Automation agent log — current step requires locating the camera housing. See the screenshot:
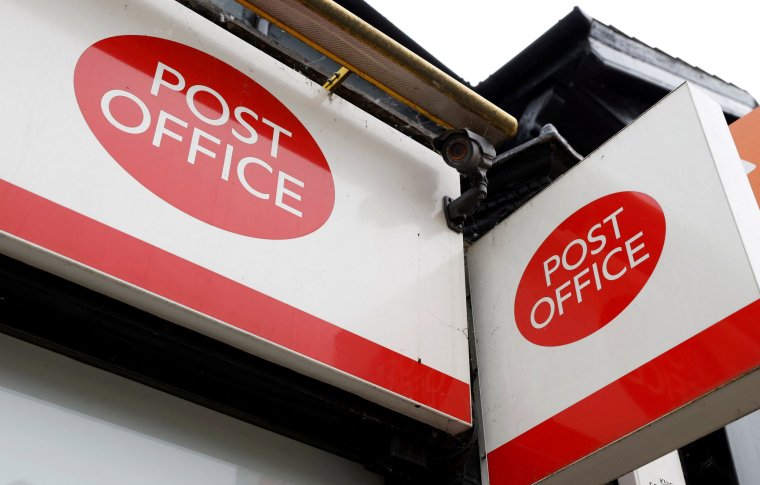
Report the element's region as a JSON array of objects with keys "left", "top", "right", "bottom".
[{"left": 433, "top": 129, "right": 496, "bottom": 233}]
